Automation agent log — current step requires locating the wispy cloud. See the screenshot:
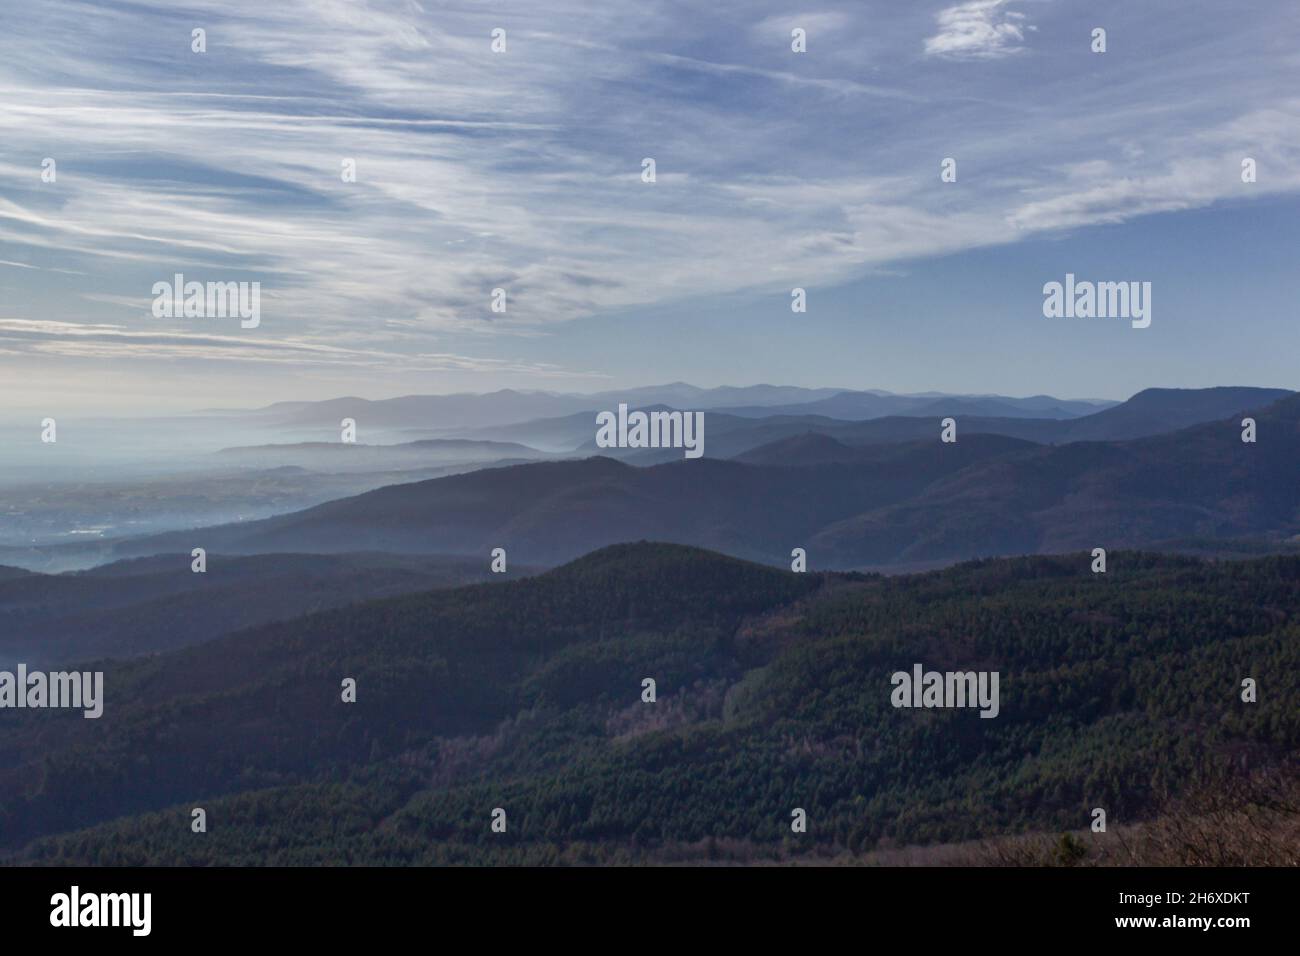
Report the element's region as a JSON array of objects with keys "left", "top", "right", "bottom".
[
  {"left": 924, "top": 0, "right": 1030, "bottom": 60},
  {"left": 0, "top": 0, "right": 1295, "bottom": 397},
  {"left": 0, "top": 318, "right": 586, "bottom": 375}
]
